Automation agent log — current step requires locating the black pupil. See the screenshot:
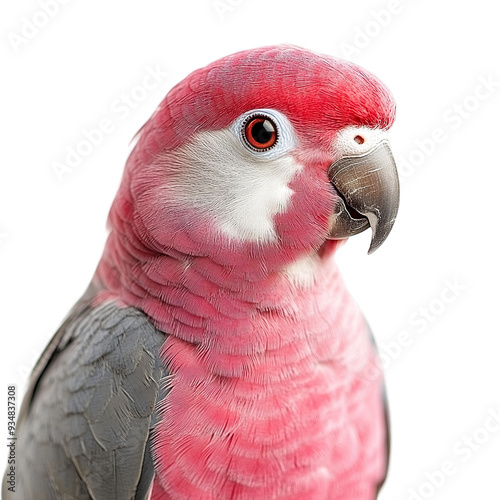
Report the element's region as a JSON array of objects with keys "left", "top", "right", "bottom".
[{"left": 252, "top": 119, "right": 274, "bottom": 144}]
